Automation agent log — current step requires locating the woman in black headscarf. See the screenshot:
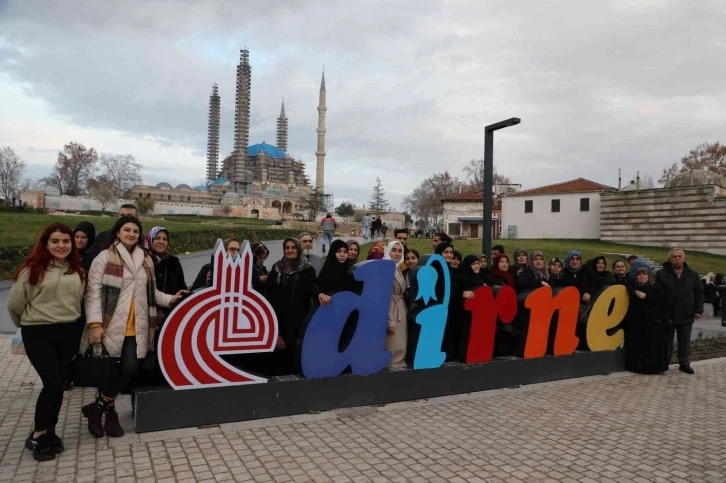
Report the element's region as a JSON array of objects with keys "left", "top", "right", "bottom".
[
  {"left": 267, "top": 238, "right": 327, "bottom": 375},
  {"left": 73, "top": 222, "right": 96, "bottom": 275},
  {"left": 625, "top": 266, "right": 668, "bottom": 374},
  {"left": 250, "top": 242, "right": 270, "bottom": 296},
  {"left": 434, "top": 243, "right": 473, "bottom": 361},
  {"left": 317, "top": 239, "right": 352, "bottom": 294},
  {"left": 587, "top": 255, "right": 615, "bottom": 295}
]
